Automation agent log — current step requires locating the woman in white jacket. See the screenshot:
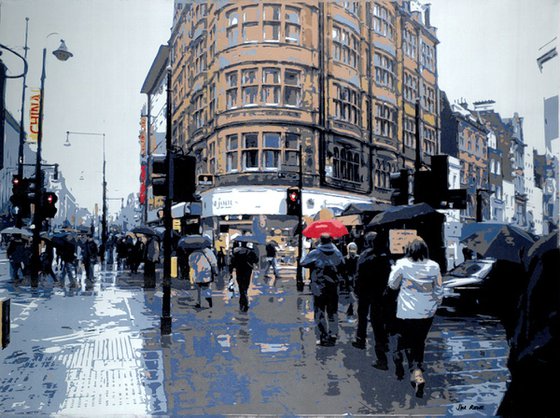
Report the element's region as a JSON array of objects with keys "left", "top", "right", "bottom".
[{"left": 388, "top": 238, "right": 443, "bottom": 398}]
